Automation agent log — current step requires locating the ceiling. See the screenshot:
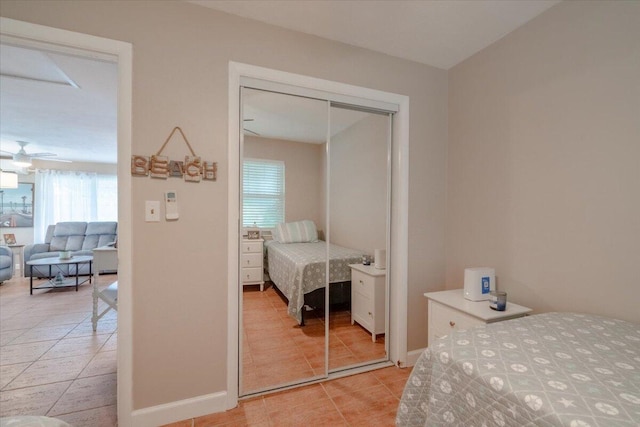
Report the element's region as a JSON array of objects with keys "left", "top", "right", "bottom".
[
  {"left": 243, "top": 88, "right": 373, "bottom": 143},
  {"left": 0, "top": 1, "right": 560, "bottom": 170},
  {"left": 0, "top": 43, "right": 118, "bottom": 170},
  {"left": 189, "top": 0, "right": 560, "bottom": 70}
]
